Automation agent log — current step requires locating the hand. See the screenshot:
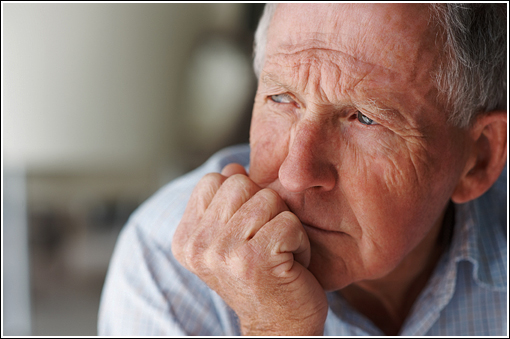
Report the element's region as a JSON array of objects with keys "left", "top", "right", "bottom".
[{"left": 172, "top": 163, "right": 328, "bottom": 335}]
